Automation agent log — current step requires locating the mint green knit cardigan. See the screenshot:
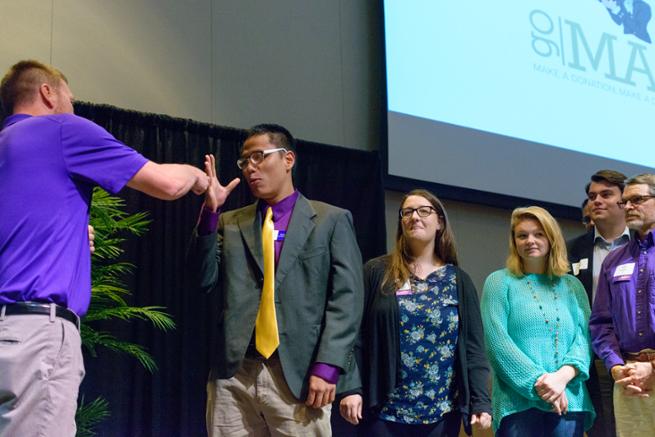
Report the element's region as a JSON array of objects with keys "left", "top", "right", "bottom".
[{"left": 481, "top": 269, "right": 596, "bottom": 432}]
